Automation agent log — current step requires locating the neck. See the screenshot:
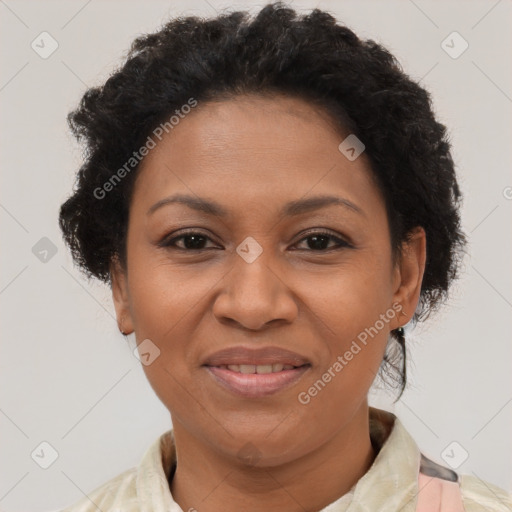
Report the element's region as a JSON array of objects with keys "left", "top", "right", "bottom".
[{"left": 169, "top": 403, "right": 376, "bottom": 512}]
